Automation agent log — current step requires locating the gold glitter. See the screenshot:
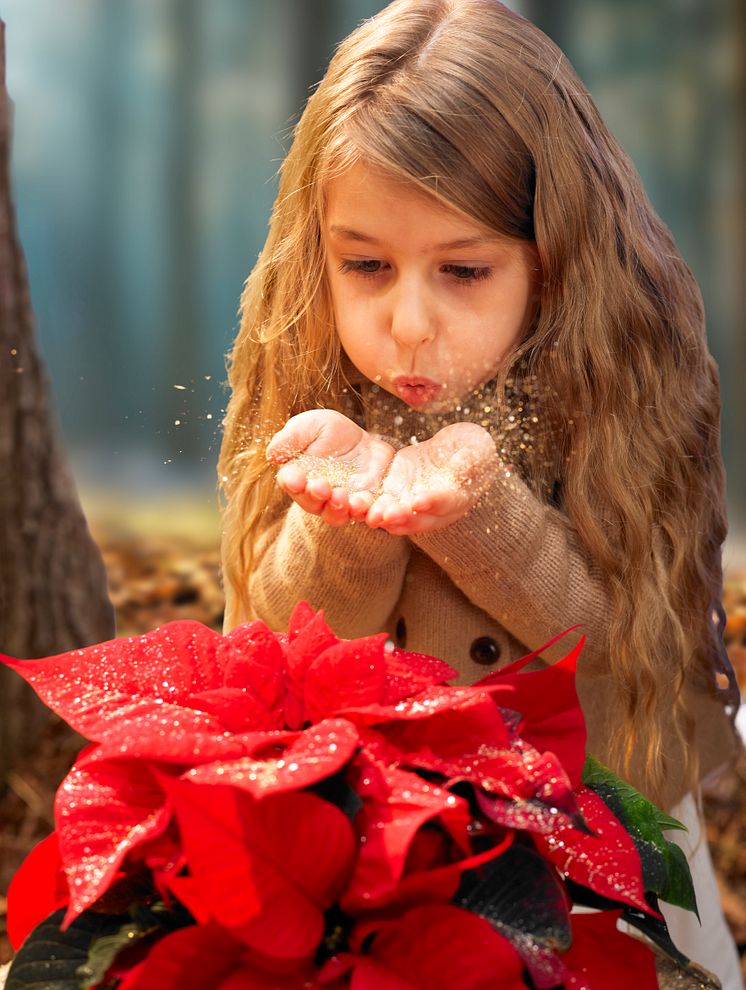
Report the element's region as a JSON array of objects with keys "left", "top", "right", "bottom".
[
  {"left": 358, "top": 357, "right": 562, "bottom": 504},
  {"left": 291, "top": 454, "right": 359, "bottom": 488}
]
